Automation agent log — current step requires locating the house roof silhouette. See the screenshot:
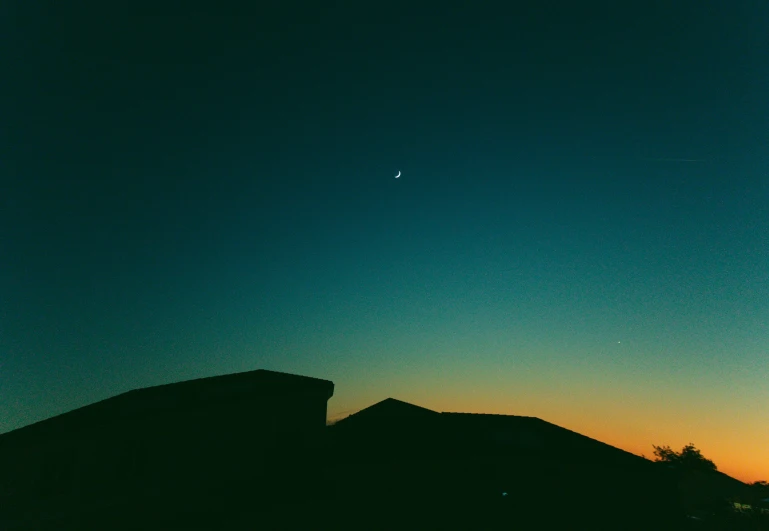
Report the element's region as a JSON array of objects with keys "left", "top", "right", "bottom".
[
  {"left": 334, "top": 397, "right": 439, "bottom": 425},
  {"left": 2, "top": 374, "right": 755, "bottom": 529},
  {"left": 439, "top": 411, "right": 652, "bottom": 467},
  {"left": 0, "top": 369, "right": 338, "bottom": 530},
  {"left": 327, "top": 397, "right": 689, "bottom": 529},
  {"left": 330, "top": 398, "right": 442, "bottom": 457},
  {"left": 333, "top": 398, "right": 657, "bottom": 471},
  {"left": 0, "top": 369, "right": 334, "bottom": 445}
]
